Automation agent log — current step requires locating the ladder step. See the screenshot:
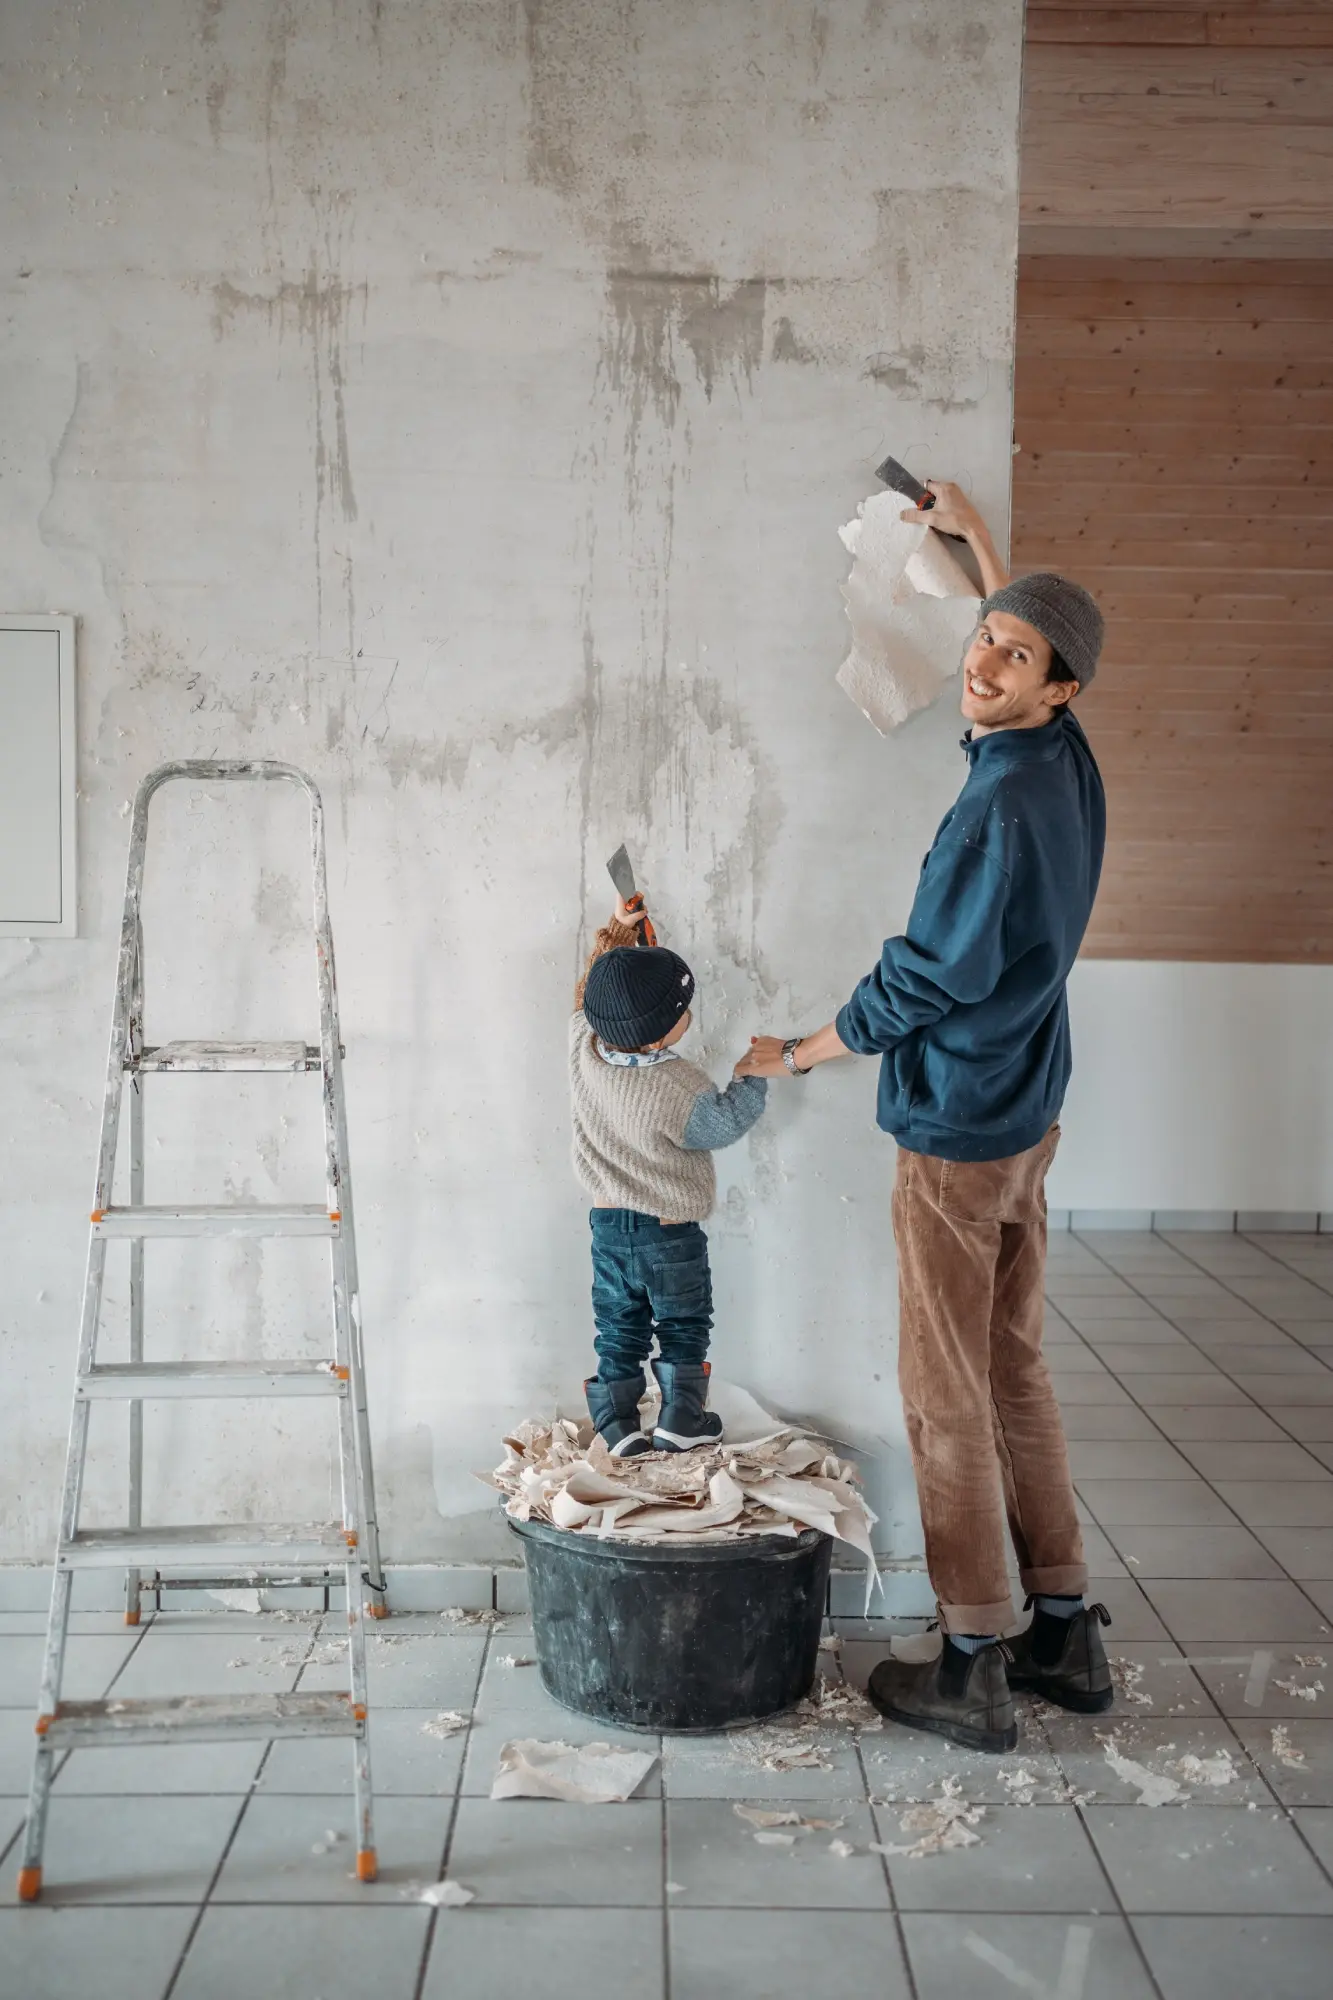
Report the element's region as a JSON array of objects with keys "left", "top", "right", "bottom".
[
  {"left": 93, "top": 1205, "right": 338, "bottom": 1238},
  {"left": 79, "top": 1361, "right": 348, "bottom": 1400},
  {"left": 132, "top": 1040, "right": 321, "bottom": 1074},
  {"left": 61, "top": 1523, "right": 354, "bottom": 1571},
  {"left": 39, "top": 1691, "right": 361, "bottom": 1748}
]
